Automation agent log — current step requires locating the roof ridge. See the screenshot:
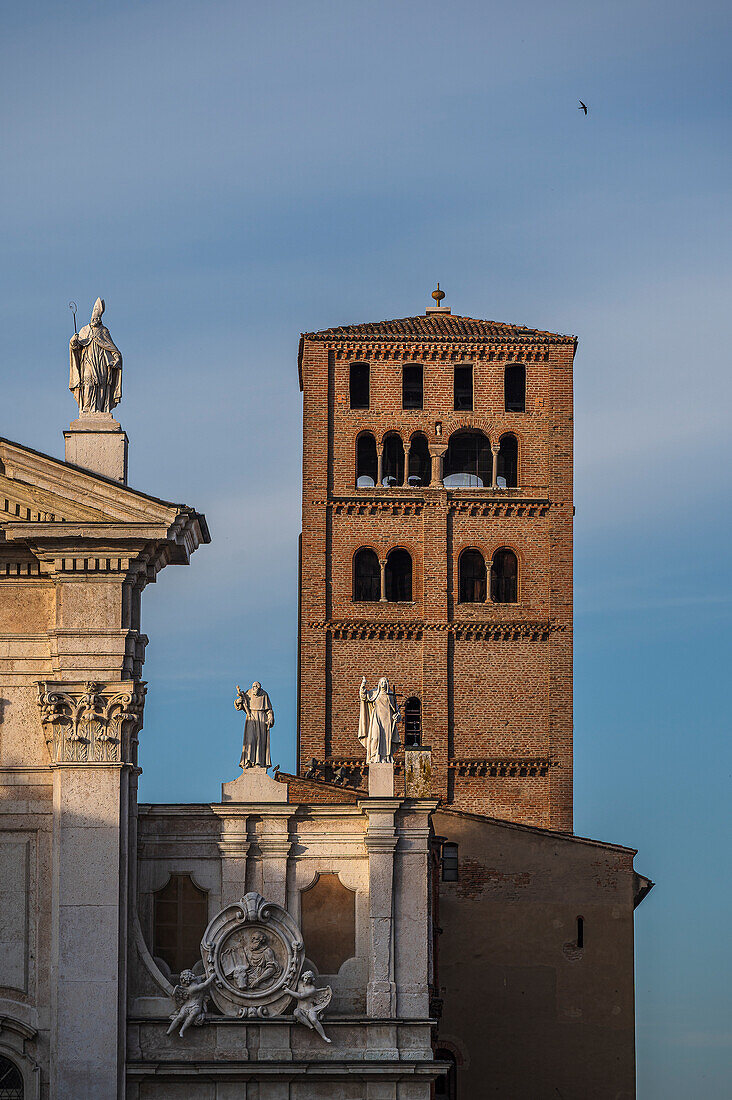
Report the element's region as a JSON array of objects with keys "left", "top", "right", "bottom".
[{"left": 302, "top": 314, "right": 575, "bottom": 342}]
